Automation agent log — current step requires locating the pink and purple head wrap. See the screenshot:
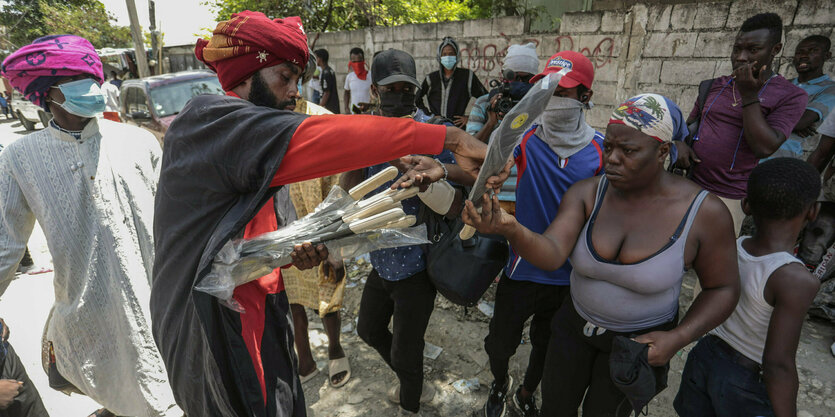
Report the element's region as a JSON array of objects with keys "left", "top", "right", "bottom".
[{"left": 2, "top": 35, "right": 104, "bottom": 107}]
